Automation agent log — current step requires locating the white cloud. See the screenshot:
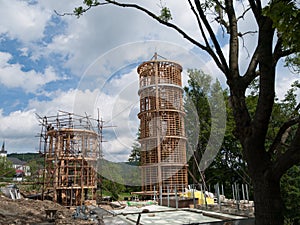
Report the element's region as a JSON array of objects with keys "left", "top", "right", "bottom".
[
  {"left": 275, "top": 61, "right": 300, "bottom": 101},
  {"left": 0, "top": 52, "right": 61, "bottom": 93},
  {"left": 102, "top": 137, "right": 134, "bottom": 162},
  {"left": 0, "top": 109, "right": 38, "bottom": 153},
  {"left": 0, "top": 0, "right": 52, "bottom": 42},
  {"left": 28, "top": 88, "right": 99, "bottom": 116},
  {"left": 18, "top": 47, "right": 29, "bottom": 57},
  {"left": 34, "top": 1, "right": 199, "bottom": 76},
  {"left": 0, "top": 109, "right": 37, "bottom": 139}
]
